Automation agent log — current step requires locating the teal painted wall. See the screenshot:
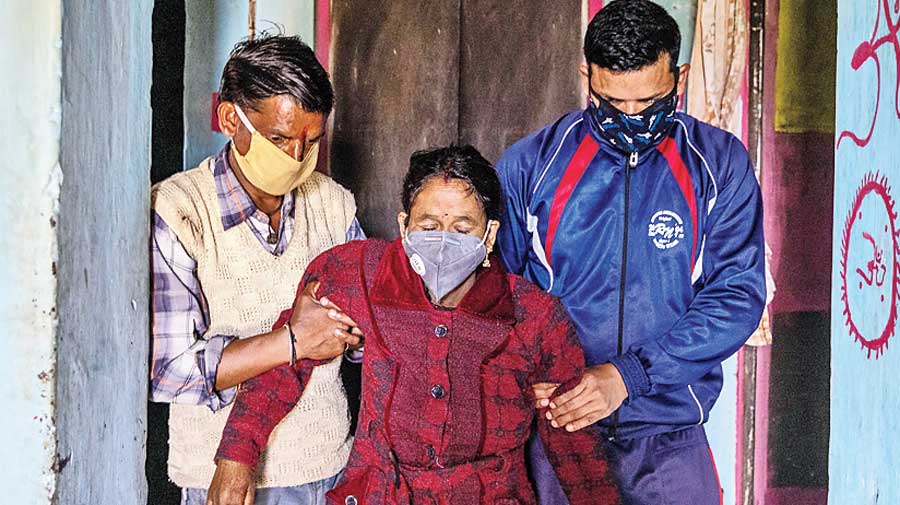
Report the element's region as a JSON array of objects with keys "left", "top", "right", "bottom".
[
  {"left": 183, "top": 0, "right": 316, "bottom": 169},
  {"left": 831, "top": 0, "right": 900, "bottom": 503},
  {"left": 655, "top": 0, "right": 698, "bottom": 66},
  {"left": 1, "top": 0, "right": 152, "bottom": 503}
]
